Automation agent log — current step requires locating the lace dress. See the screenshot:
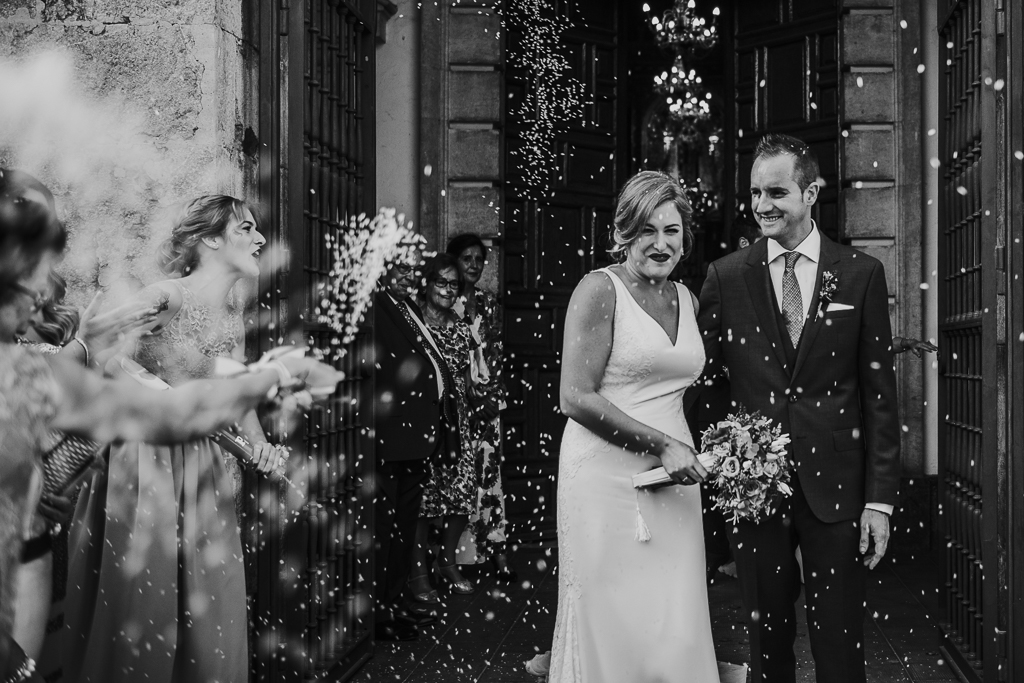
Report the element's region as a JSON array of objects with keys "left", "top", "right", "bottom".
[
  {"left": 453, "top": 290, "right": 509, "bottom": 564},
  {"left": 64, "top": 281, "right": 248, "bottom": 683},
  {"left": 549, "top": 269, "right": 719, "bottom": 683},
  {"left": 420, "top": 319, "right": 478, "bottom": 517}
]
